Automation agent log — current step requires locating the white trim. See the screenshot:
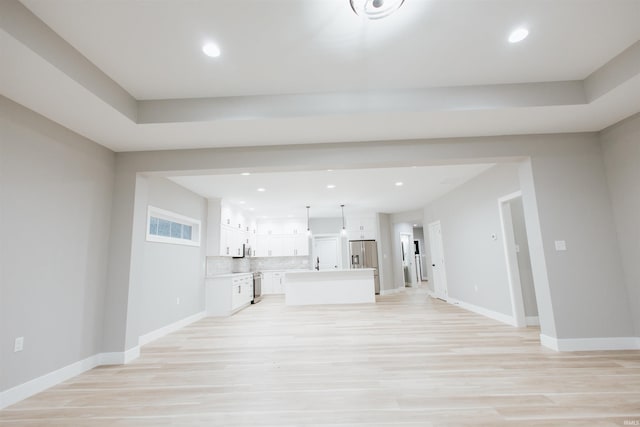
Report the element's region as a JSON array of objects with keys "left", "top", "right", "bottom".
[
  {"left": 0, "top": 347, "right": 141, "bottom": 409},
  {"left": 540, "top": 334, "right": 640, "bottom": 352},
  {"left": 139, "top": 311, "right": 206, "bottom": 346},
  {"left": 526, "top": 316, "right": 540, "bottom": 326},
  {"left": 448, "top": 297, "right": 515, "bottom": 326},
  {"left": 0, "top": 354, "right": 101, "bottom": 409},
  {"left": 497, "top": 191, "right": 527, "bottom": 328},
  {"left": 0, "top": 312, "right": 210, "bottom": 409}
]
